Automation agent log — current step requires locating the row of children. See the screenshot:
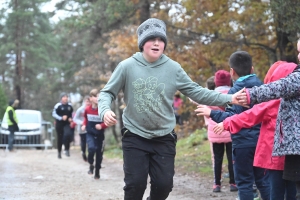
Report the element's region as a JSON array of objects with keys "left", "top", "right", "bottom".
[
  {"left": 52, "top": 89, "right": 107, "bottom": 179},
  {"left": 195, "top": 40, "right": 300, "bottom": 200}
]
